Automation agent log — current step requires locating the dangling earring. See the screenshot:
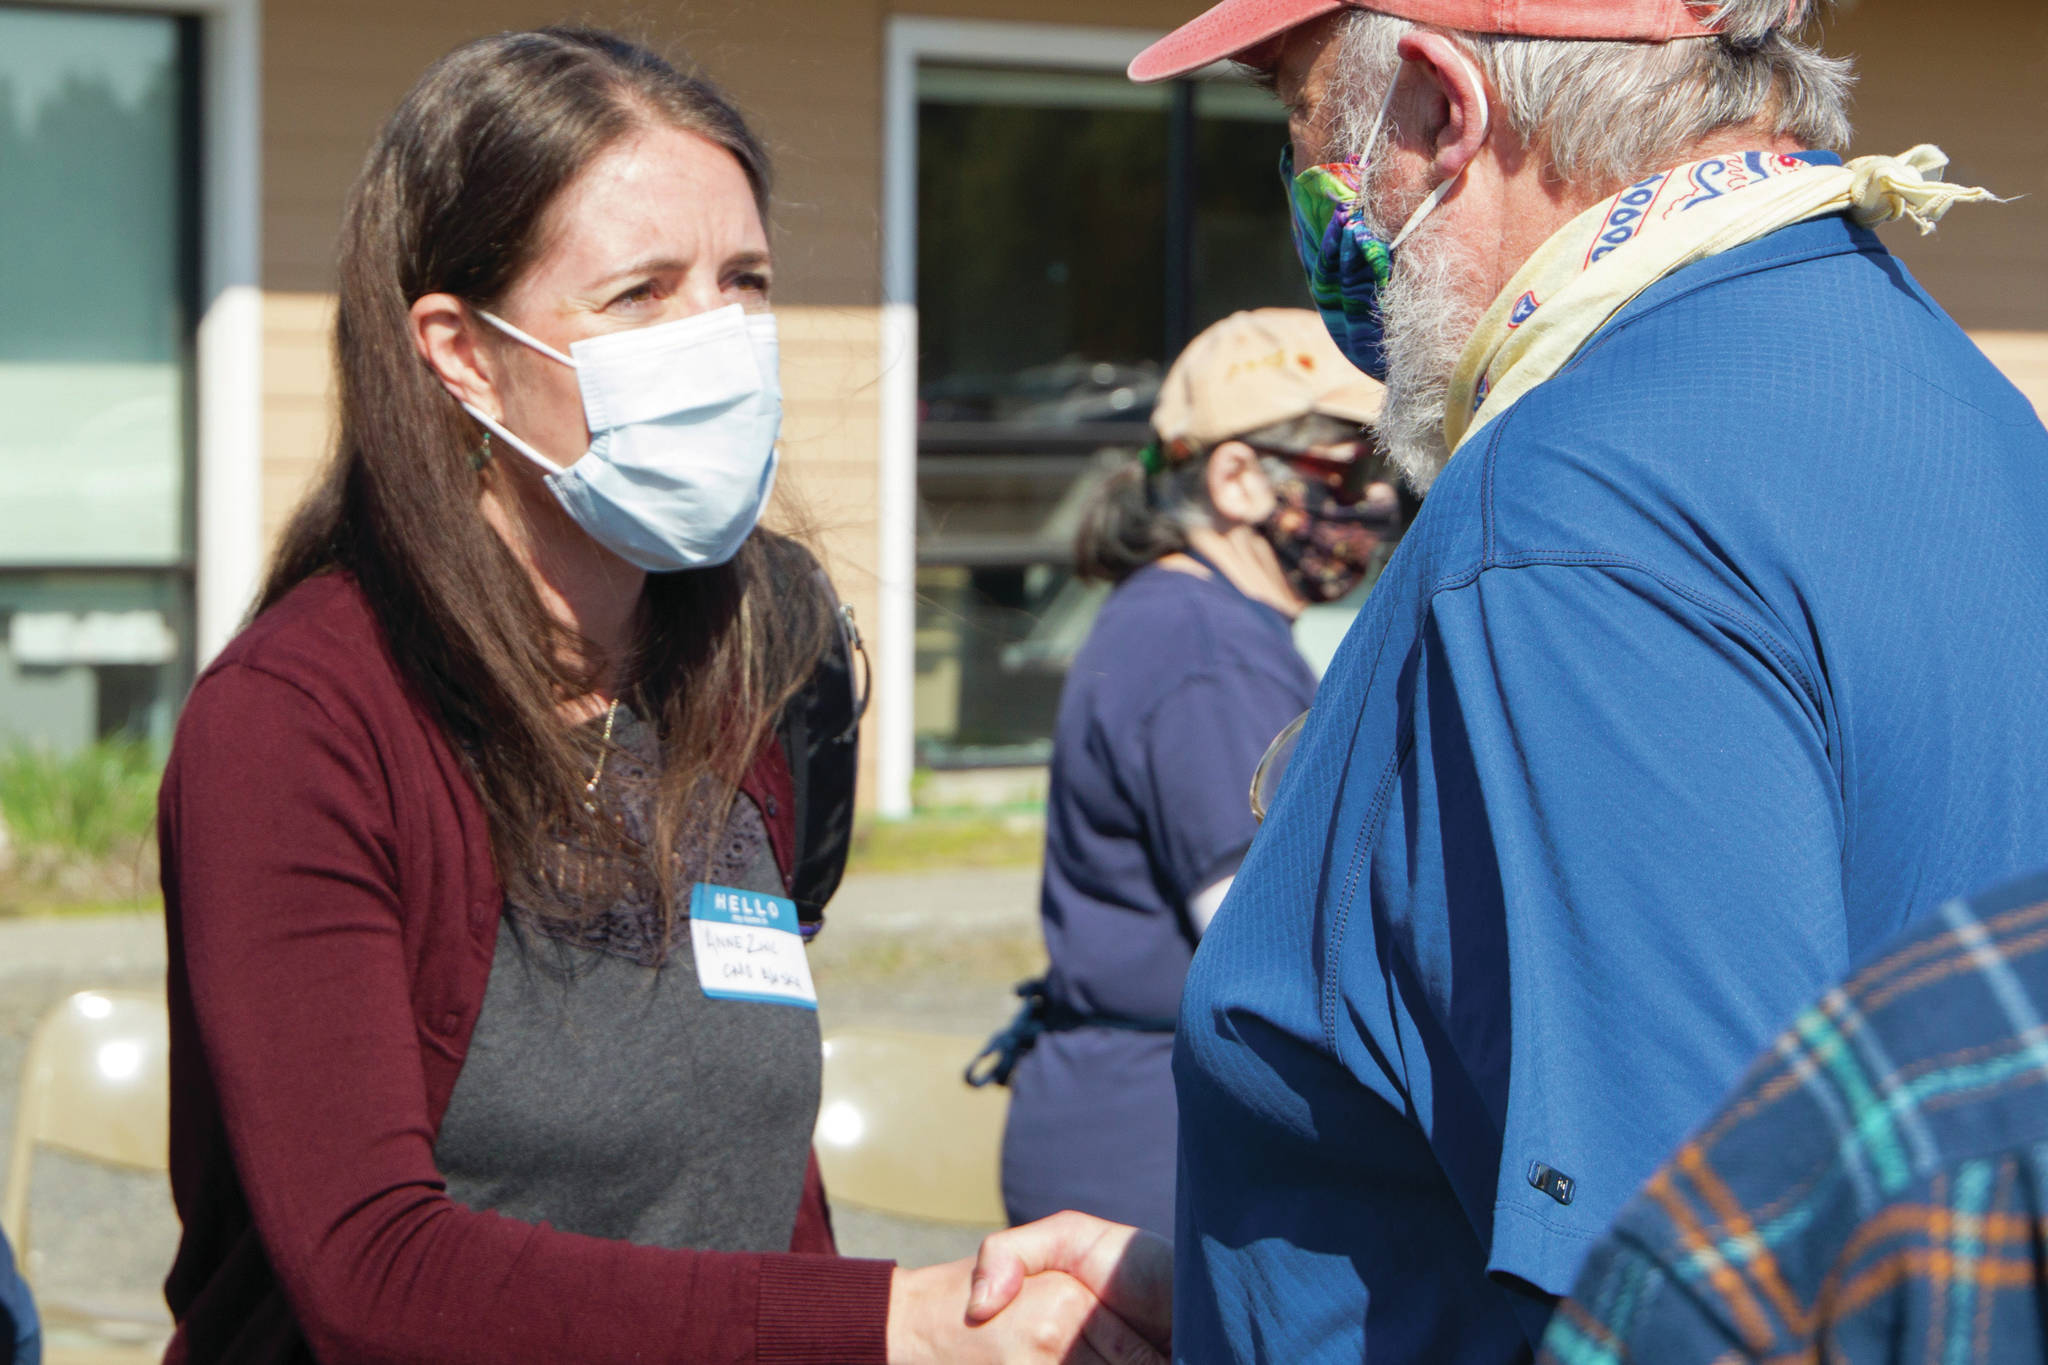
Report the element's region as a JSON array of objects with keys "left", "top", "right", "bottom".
[{"left": 470, "top": 429, "right": 493, "bottom": 472}]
